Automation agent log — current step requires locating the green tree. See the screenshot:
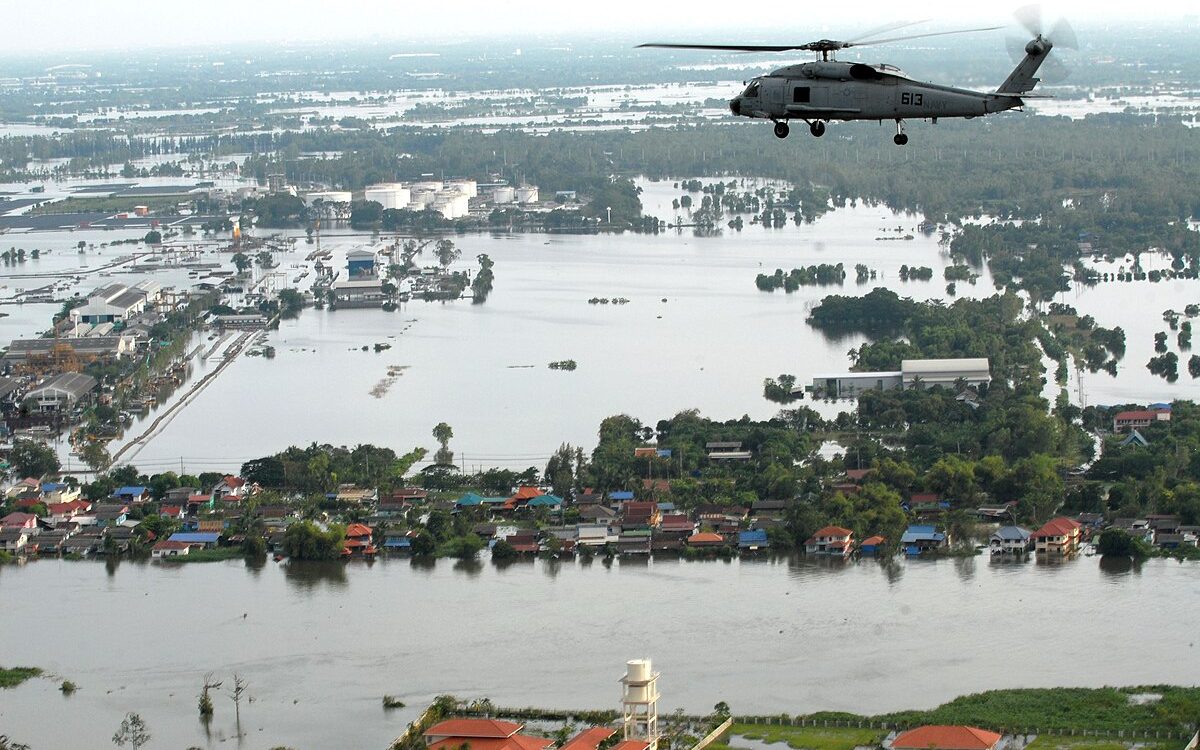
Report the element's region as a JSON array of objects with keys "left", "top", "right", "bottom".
[
  {"left": 112, "top": 712, "right": 150, "bottom": 750},
  {"left": 232, "top": 252, "right": 252, "bottom": 274},
  {"left": 433, "top": 422, "right": 454, "bottom": 466},
  {"left": 10, "top": 439, "right": 60, "bottom": 478}
]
